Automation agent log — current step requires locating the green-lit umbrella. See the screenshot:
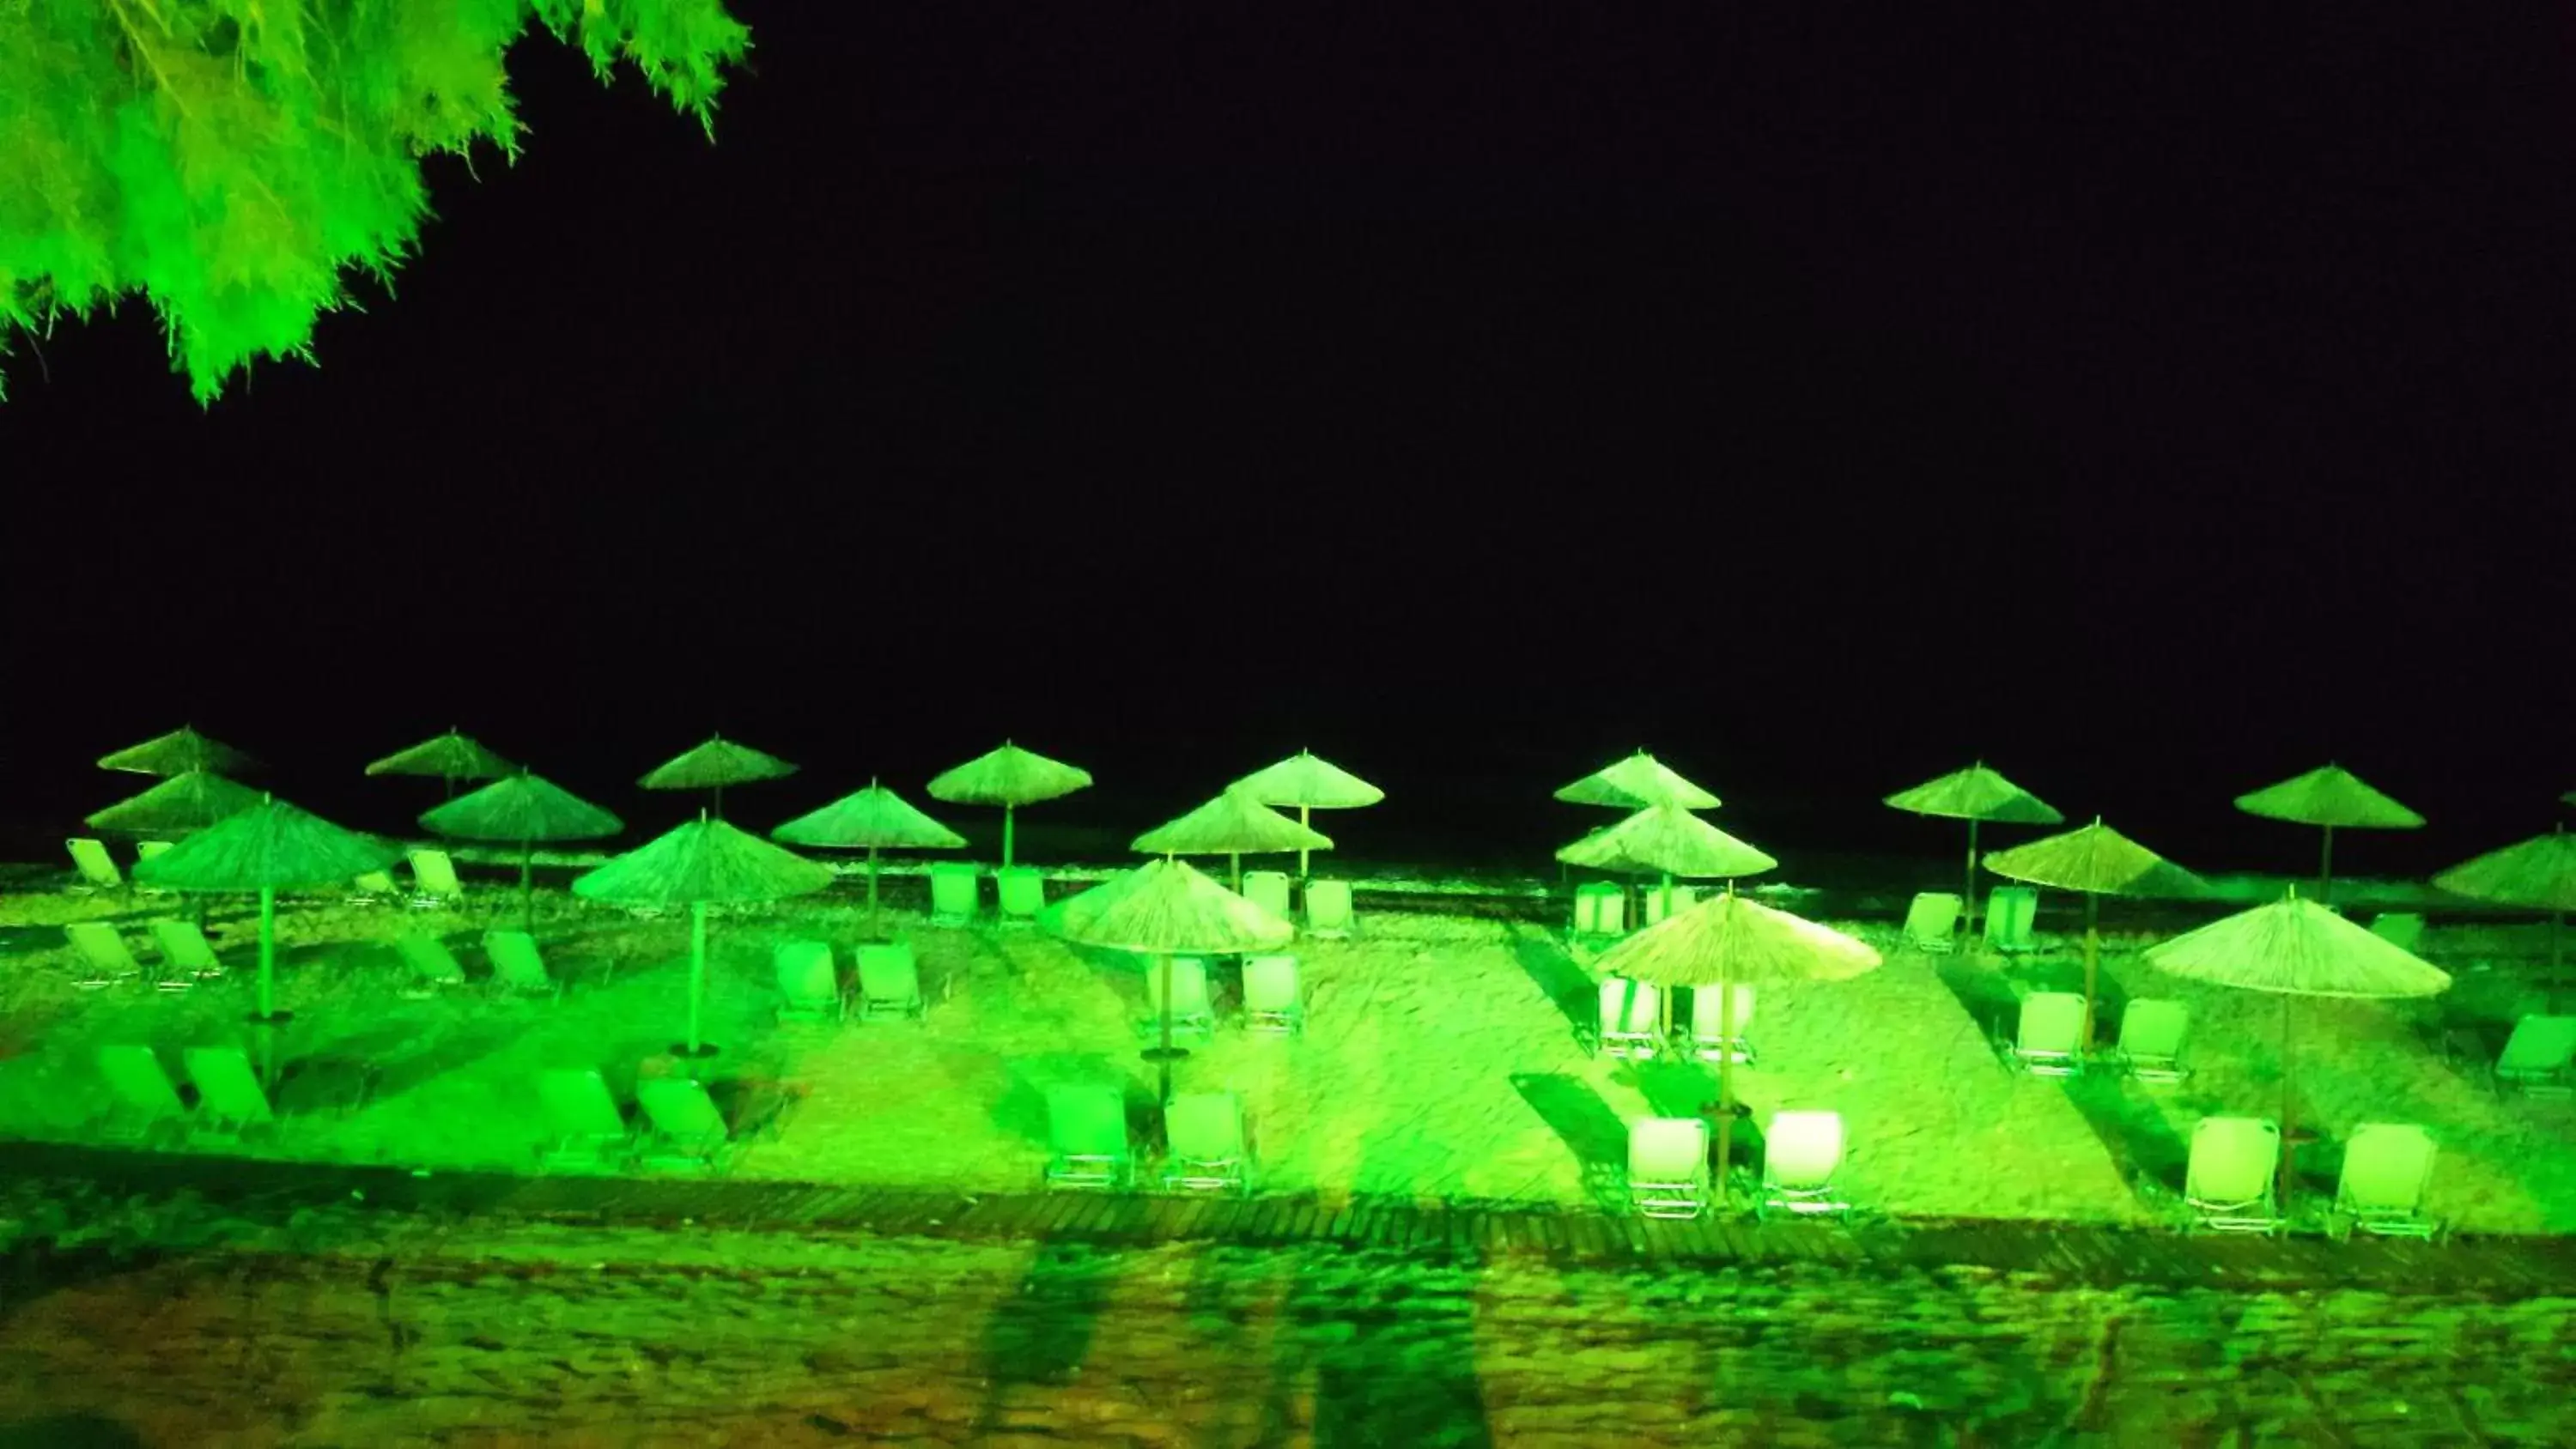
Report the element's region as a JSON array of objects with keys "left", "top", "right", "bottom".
[
  {"left": 771, "top": 779, "right": 969, "bottom": 924},
  {"left": 367, "top": 729, "right": 515, "bottom": 798},
  {"left": 133, "top": 796, "right": 404, "bottom": 1024},
  {"left": 1232, "top": 750, "right": 1385, "bottom": 879},
  {"left": 1132, "top": 788, "right": 1333, "bottom": 891},
  {"left": 421, "top": 771, "right": 624, "bottom": 931},
  {"left": 2433, "top": 825, "right": 2576, "bottom": 1002},
  {"left": 98, "top": 726, "right": 255, "bottom": 778},
  {"left": 2233, "top": 764, "right": 2424, "bottom": 907},
  {"left": 639, "top": 734, "right": 798, "bottom": 819},
  {"left": 2562, "top": 791, "right": 2576, "bottom": 809},
  {"left": 1984, "top": 817, "right": 2207, "bottom": 1046},
  {"left": 572, "top": 815, "right": 835, "bottom": 1058},
  {"left": 1555, "top": 750, "right": 1720, "bottom": 810},
  {"left": 1557, "top": 803, "right": 1777, "bottom": 947},
  {"left": 2145, "top": 890, "right": 2450, "bottom": 1207},
  {"left": 927, "top": 741, "right": 1093, "bottom": 868},
  {"left": 1884, "top": 761, "right": 2063, "bottom": 937},
  {"left": 1593, "top": 884, "right": 1881, "bottom": 1203},
  {"left": 85, "top": 770, "right": 263, "bottom": 837}
]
